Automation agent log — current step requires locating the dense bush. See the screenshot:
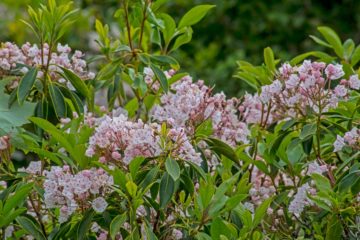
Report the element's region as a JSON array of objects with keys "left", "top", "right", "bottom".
[{"left": 1, "top": 0, "right": 360, "bottom": 239}]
